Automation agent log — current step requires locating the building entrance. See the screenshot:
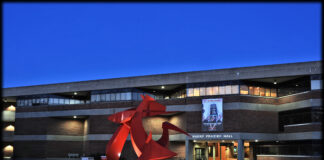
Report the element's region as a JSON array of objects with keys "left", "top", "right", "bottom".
[{"left": 193, "top": 140, "right": 250, "bottom": 160}]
